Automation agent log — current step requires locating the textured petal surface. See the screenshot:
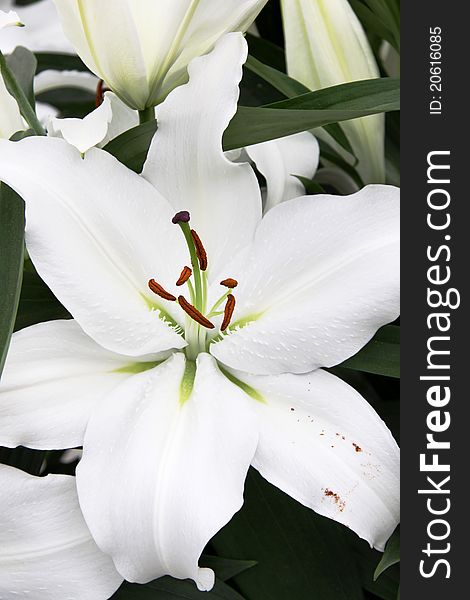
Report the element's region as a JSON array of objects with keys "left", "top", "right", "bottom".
[
  {"left": 0, "top": 320, "right": 167, "bottom": 450},
  {"left": 0, "top": 465, "right": 123, "bottom": 600},
  {"left": 231, "top": 368, "right": 399, "bottom": 550},
  {"left": 245, "top": 132, "right": 319, "bottom": 212},
  {"left": 211, "top": 186, "right": 400, "bottom": 374},
  {"left": 77, "top": 353, "right": 258, "bottom": 590},
  {"left": 0, "top": 136, "right": 187, "bottom": 356},
  {"left": 143, "top": 33, "right": 262, "bottom": 281}
]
